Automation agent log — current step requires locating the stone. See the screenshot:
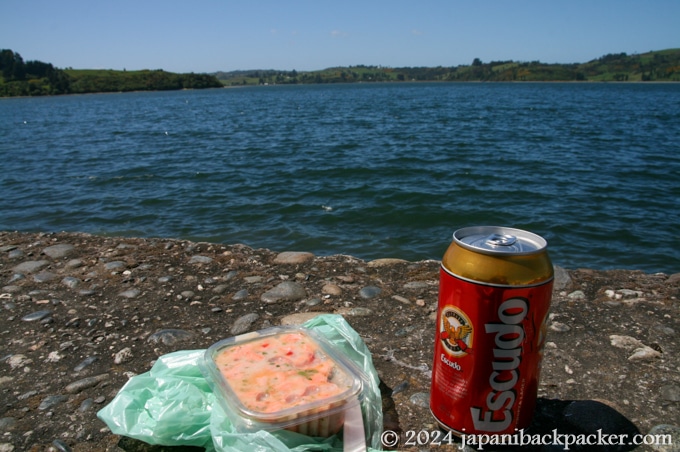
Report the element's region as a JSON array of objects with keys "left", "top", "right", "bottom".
[
  {"left": 147, "top": 328, "right": 195, "bottom": 345},
  {"left": 118, "top": 289, "right": 141, "bottom": 299},
  {"left": 261, "top": 281, "right": 307, "bottom": 304},
  {"left": 104, "top": 261, "right": 126, "bottom": 271},
  {"left": 647, "top": 424, "right": 680, "bottom": 451},
  {"left": 189, "top": 255, "right": 213, "bottom": 264},
  {"left": 660, "top": 384, "right": 680, "bottom": 402},
  {"left": 6, "top": 354, "right": 31, "bottom": 369},
  {"left": 73, "top": 356, "right": 98, "bottom": 372},
  {"left": 38, "top": 395, "right": 68, "bottom": 410},
  {"left": 610, "top": 335, "right": 645, "bottom": 349},
  {"left": 273, "top": 251, "right": 314, "bottom": 264},
  {"left": 553, "top": 265, "right": 572, "bottom": 290},
  {"left": 114, "top": 347, "right": 133, "bottom": 364},
  {"left": 21, "top": 310, "right": 52, "bottom": 322},
  {"left": 567, "top": 290, "right": 586, "bottom": 300},
  {"left": 42, "top": 244, "right": 75, "bottom": 259},
  {"left": 392, "top": 295, "right": 411, "bottom": 305},
  {"left": 33, "top": 271, "right": 57, "bottom": 283},
  {"left": 230, "top": 313, "right": 259, "bottom": 335},
  {"left": 65, "top": 374, "right": 109, "bottom": 394},
  {"left": 212, "top": 284, "right": 229, "bottom": 294},
  {"left": 12, "top": 260, "right": 49, "bottom": 274},
  {"left": 628, "top": 346, "right": 661, "bottom": 361},
  {"left": 403, "top": 281, "right": 430, "bottom": 290},
  {"left": 61, "top": 276, "right": 81, "bottom": 289},
  {"left": 550, "top": 321, "right": 571, "bottom": 332},
  {"left": 322, "top": 283, "right": 342, "bottom": 295},
  {"left": 359, "top": 285, "right": 382, "bottom": 299},
  {"left": 232, "top": 289, "right": 249, "bottom": 300},
  {"left": 409, "top": 392, "right": 430, "bottom": 408}
]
